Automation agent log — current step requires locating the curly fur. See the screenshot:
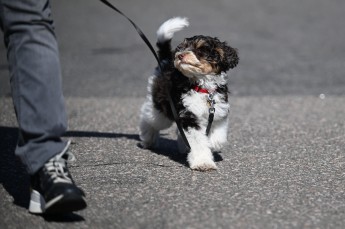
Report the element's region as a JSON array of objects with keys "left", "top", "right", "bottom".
[{"left": 139, "top": 17, "right": 239, "bottom": 171}]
